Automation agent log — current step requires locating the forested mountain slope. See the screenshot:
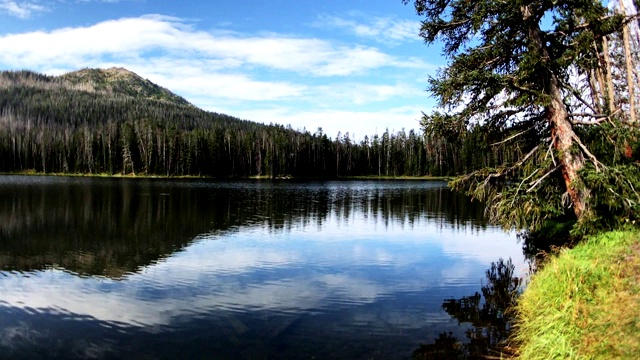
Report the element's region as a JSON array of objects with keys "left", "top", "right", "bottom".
[
  {"left": 60, "top": 67, "right": 192, "bottom": 106},
  {"left": 0, "top": 68, "right": 504, "bottom": 178}
]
